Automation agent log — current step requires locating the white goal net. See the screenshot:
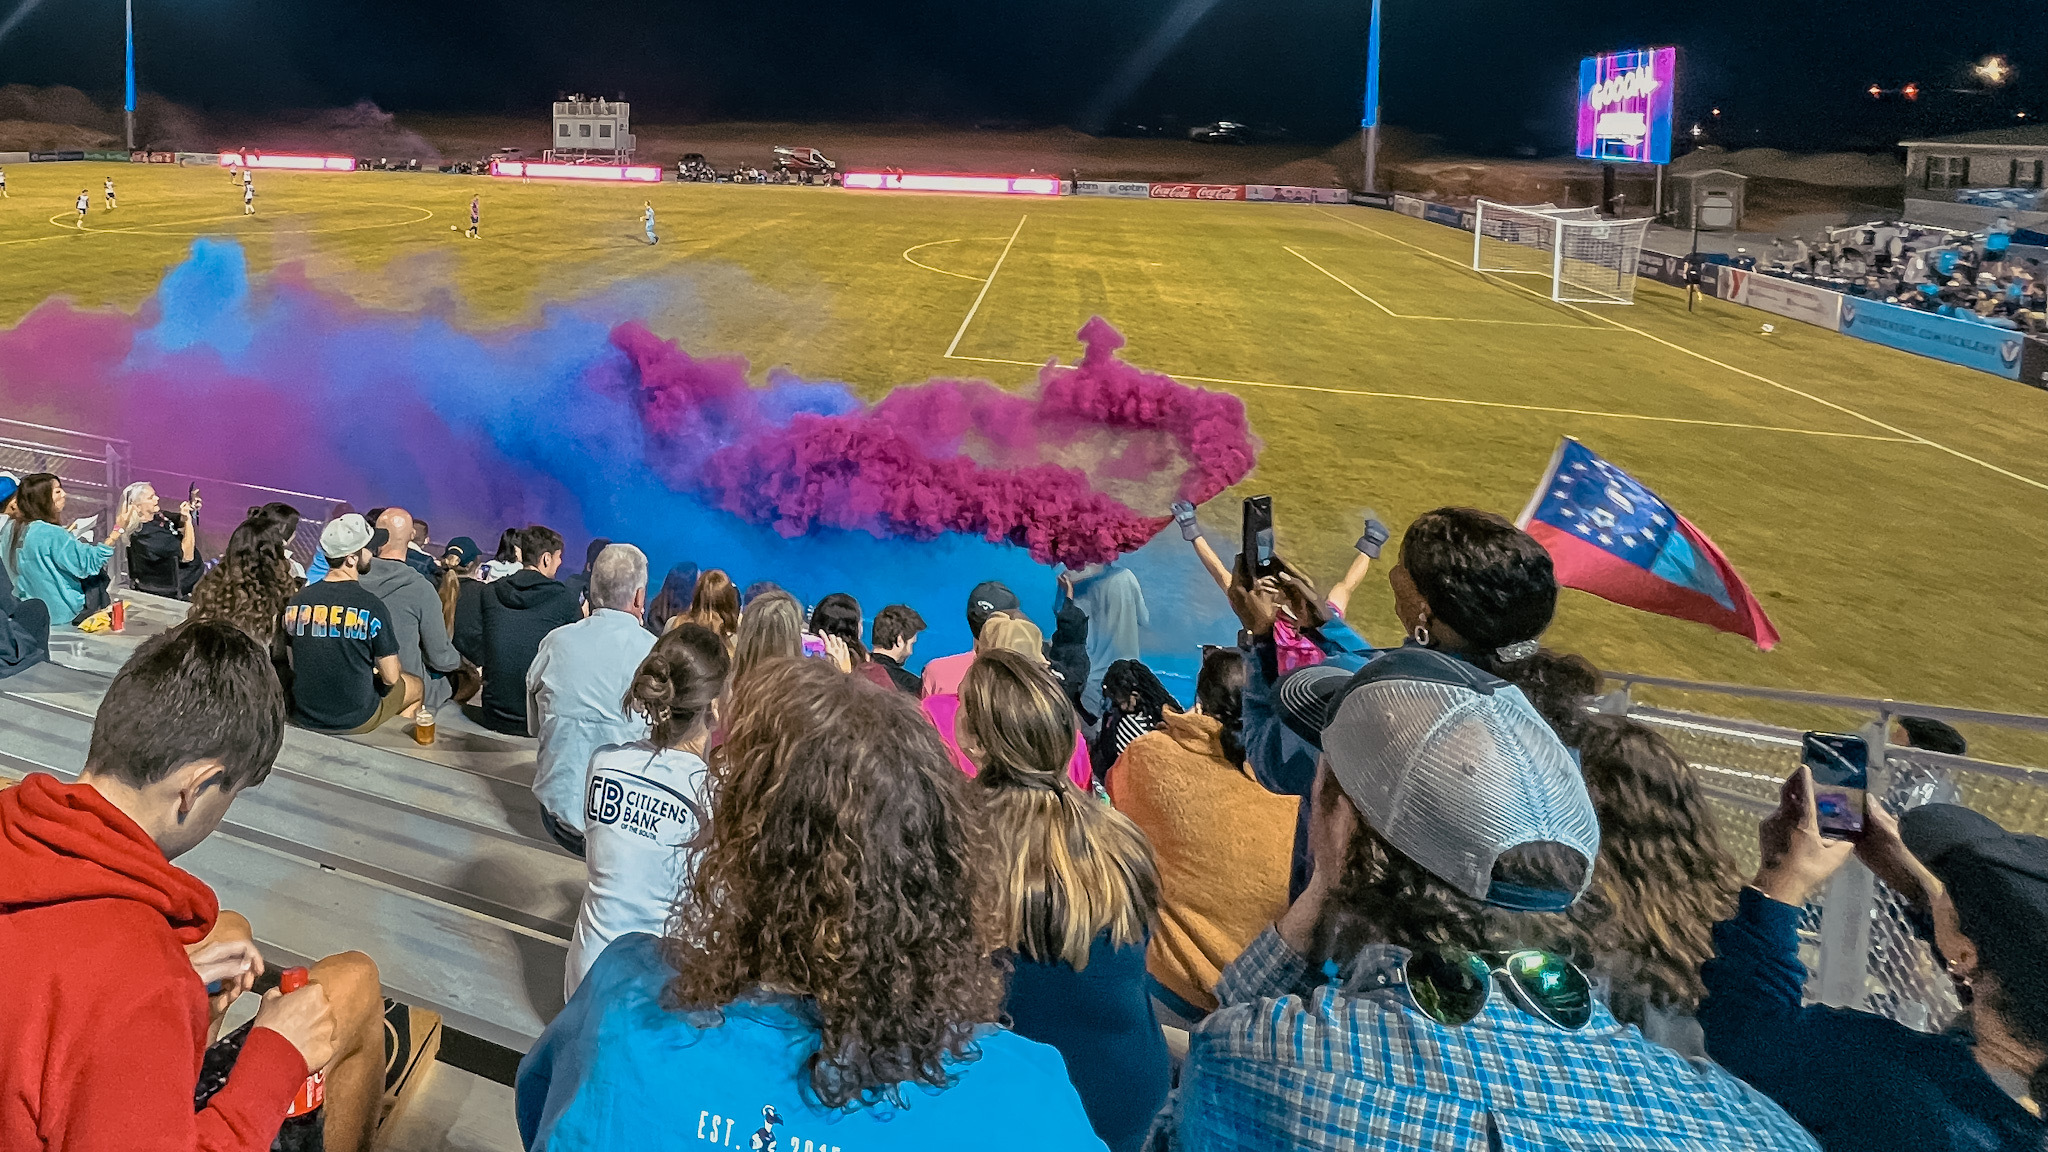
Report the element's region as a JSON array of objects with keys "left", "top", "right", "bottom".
[{"left": 1472, "top": 200, "right": 1651, "bottom": 305}]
